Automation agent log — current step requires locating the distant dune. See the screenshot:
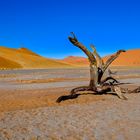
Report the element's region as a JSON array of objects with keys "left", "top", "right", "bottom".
[
  {"left": 61, "top": 49, "right": 140, "bottom": 66},
  {"left": 61, "top": 56, "right": 89, "bottom": 66},
  {"left": 0, "top": 47, "right": 139, "bottom": 69},
  {"left": 103, "top": 49, "right": 140, "bottom": 66},
  {"left": 0, "top": 46, "right": 71, "bottom": 69},
  {"left": 60, "top": 56, "right": 89, "bottom": 66},
  {"left": 16, "top": 47, "right": 39, "bottom": 56},
  {"left": 0, "top": 56, "right": 22, "bottom": 69}
]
